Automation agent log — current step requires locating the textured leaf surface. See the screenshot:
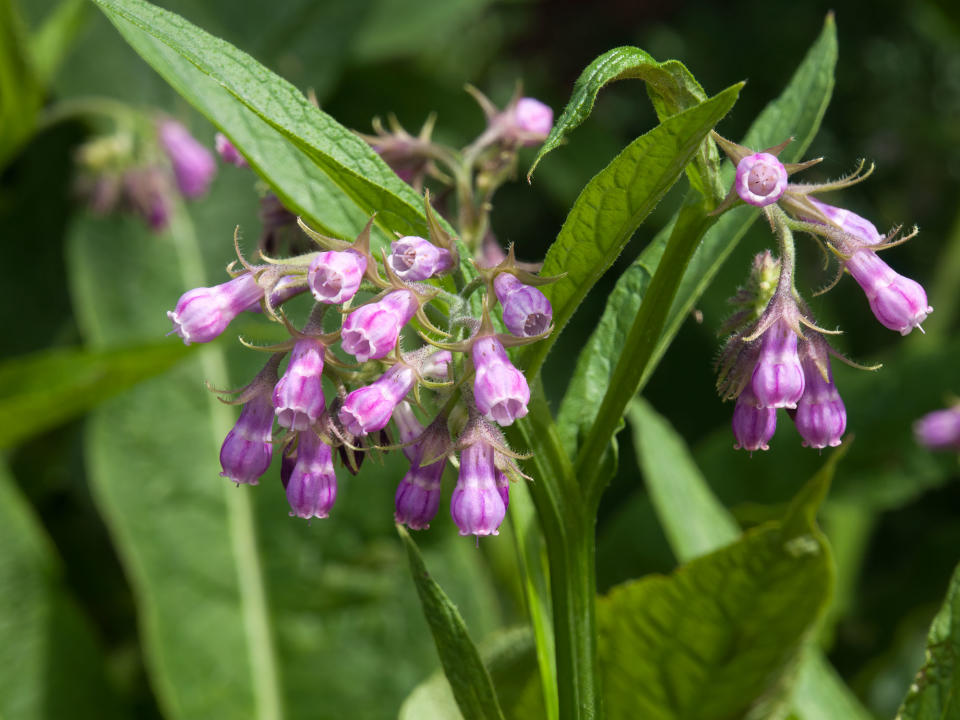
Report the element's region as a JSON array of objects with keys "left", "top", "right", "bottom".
[
  {"left": 399, "top": 527, "right": 507, "bottom": 720},
  {"left": 518, "top": 84, "right": 741, "bottom": 378},
  {"left": 528, "top": 46, "right": 707, "bottom": 179},
  {"left": 91, "top": 0, "right": 429, "bottom": 241},
  {"left": 598, "top": 462, "right": 835, "bottom": 720},
  {"left": 897, "top": 561, "right": 960, "bottom": 720},
  {"left": 66, "top": 196, "right": 498, "bottom": 720},
  {"left": 0, "top": 461, "right": 122, "bottom": 720},
  {"left": 557, "top": 15, "right": 837, "bottom": 455},
  {"left": 0, "top": 342, "right": 188, "bottom": 449}
]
